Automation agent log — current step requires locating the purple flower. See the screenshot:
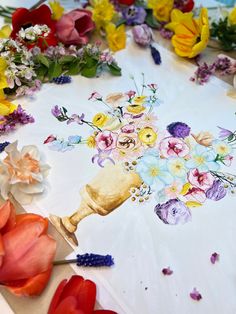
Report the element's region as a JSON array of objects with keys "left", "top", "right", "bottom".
[
  {"left": 214, "top": 57, "right": 233, "bottom": 75},
  {"left": 190, "top": 288, "right": 202, "bottom": 301},
  {"left": 191, "top": 62, "right": 215, "bottom": 85},
  {"left": 122, "top": 6, "right": 146, "bottom": 26},
  {"left": 167, "top": 122, "right": 191, "bottom": 138},
  {"left": 132, "top": 24, "right": 153, "bottom": 47},
  {"left": 155, "top": 199, "right": 191, "bottom": 225},
  {"left": 51, "top": 105, "right": 62, "bottom": 117},
  {"left": 217, "top": 126, "right": 234, "bottom": 140},
  {"left": 67, "top": 113, "right": 85, "bottom": 125},
  {"left": 210, "top": 252, "right": 220, "bottom": 264},
  {"left": 92, "top": 149, "right": 115, "bottom": 167},
  {"left": 205, "top": 180, "right": 227, "bottom": 201},
  {"left": 160, "top": 28, "right": 173, "bottom": 39},
  {"left": 162, "top": 267, "right": 173, "bottom": 275}
]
